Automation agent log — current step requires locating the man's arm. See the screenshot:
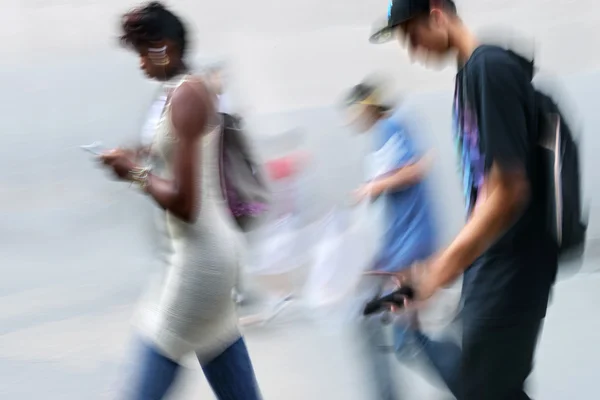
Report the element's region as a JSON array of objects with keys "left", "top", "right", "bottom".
[
  {"left": 425, "top": 164, "right": 529, "bottom": 290},
  {"left": 371, "top": 151, "right": 434, "bottom": 195},
  {"left": 369, "top": 119, "right": 434, "bottom": 196},
  {"left": 421, "top": 52, "right": 532, "bottom": 294}
]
